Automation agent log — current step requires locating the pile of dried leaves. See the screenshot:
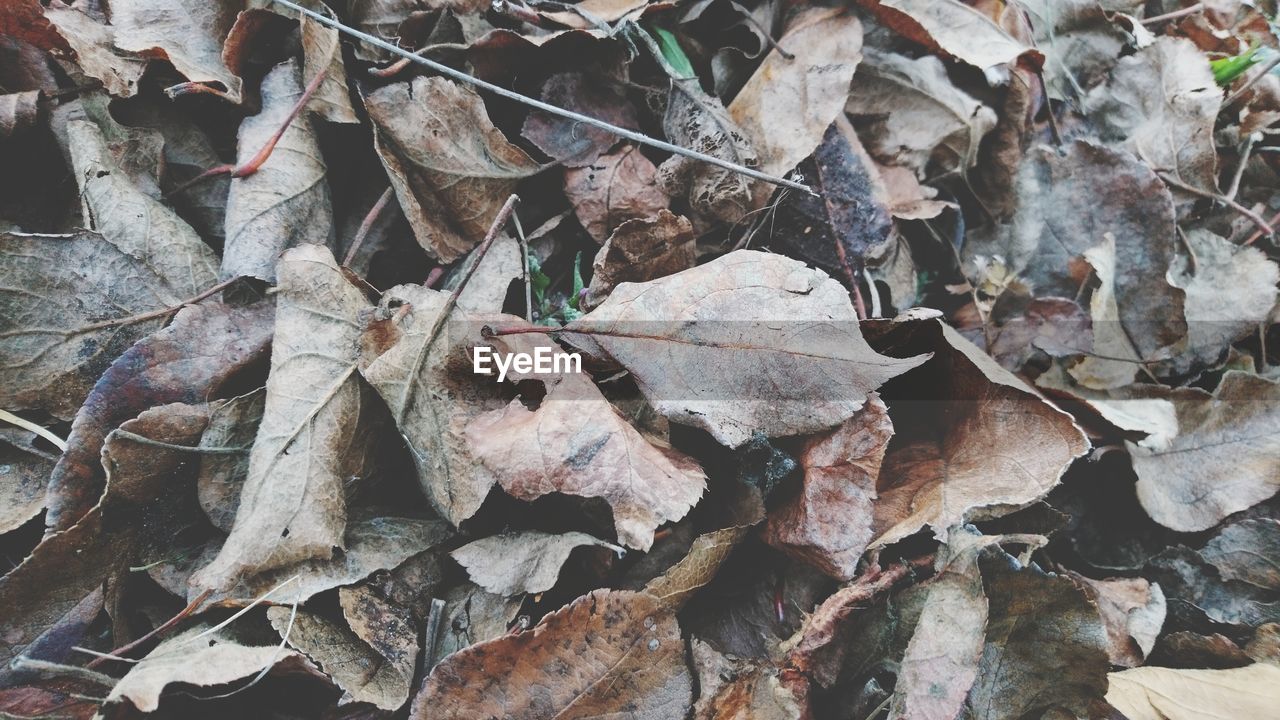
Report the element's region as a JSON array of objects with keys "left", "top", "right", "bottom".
[{"left": 2, "top": 0, "right": 1280, "bottom": 718}]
